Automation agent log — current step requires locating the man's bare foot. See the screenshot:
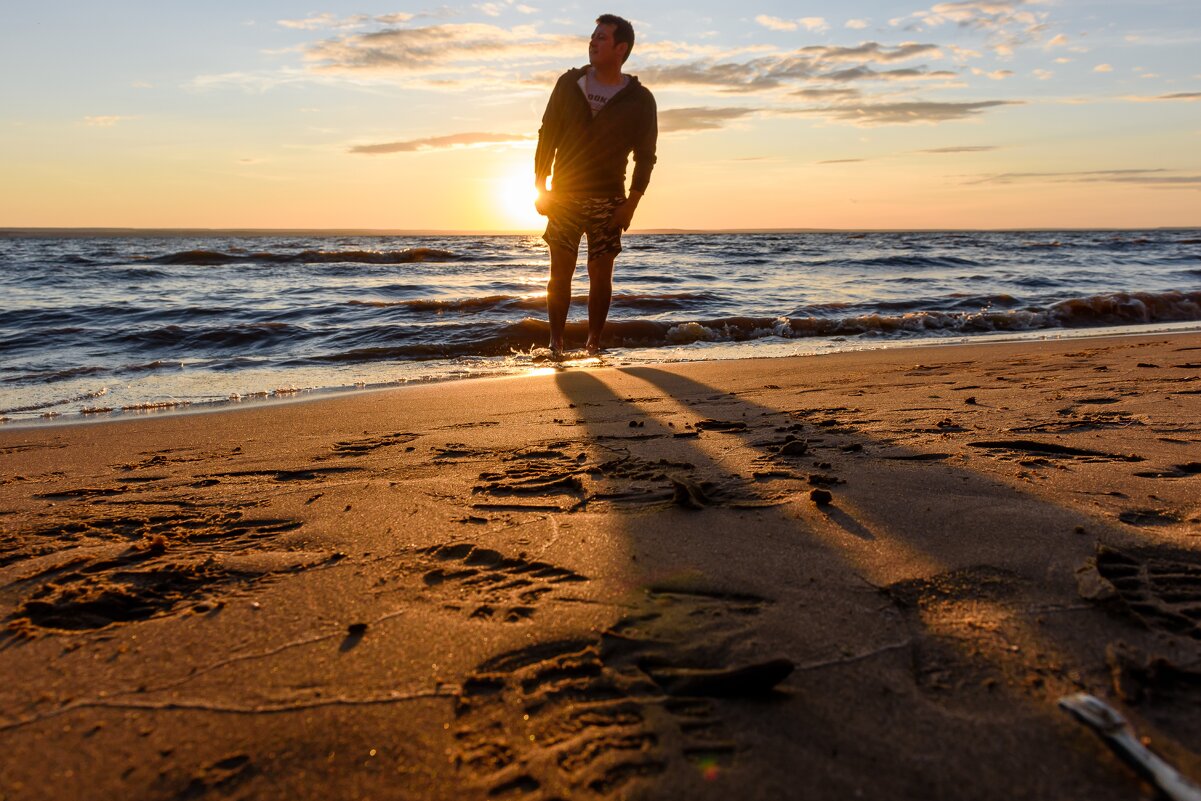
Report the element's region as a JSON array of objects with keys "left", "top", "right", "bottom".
[{"left": 585, "top": 339, "right": 603, "bottom": 355}]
